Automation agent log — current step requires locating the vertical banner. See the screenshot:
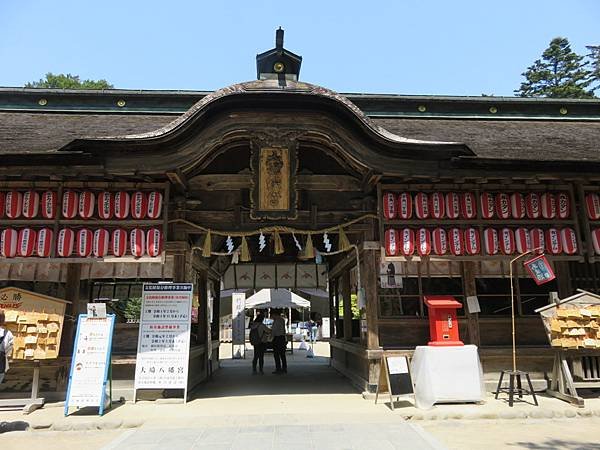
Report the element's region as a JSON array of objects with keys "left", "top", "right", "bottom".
[
  {"left": 231, "top": 292, "right": 246, "bottom": 359},
  {"left": 134, "top": 283, "right": 193, "bottom": 402},
  {"left": 65, "top": 314, "right": 115, "bottom": 416}
]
